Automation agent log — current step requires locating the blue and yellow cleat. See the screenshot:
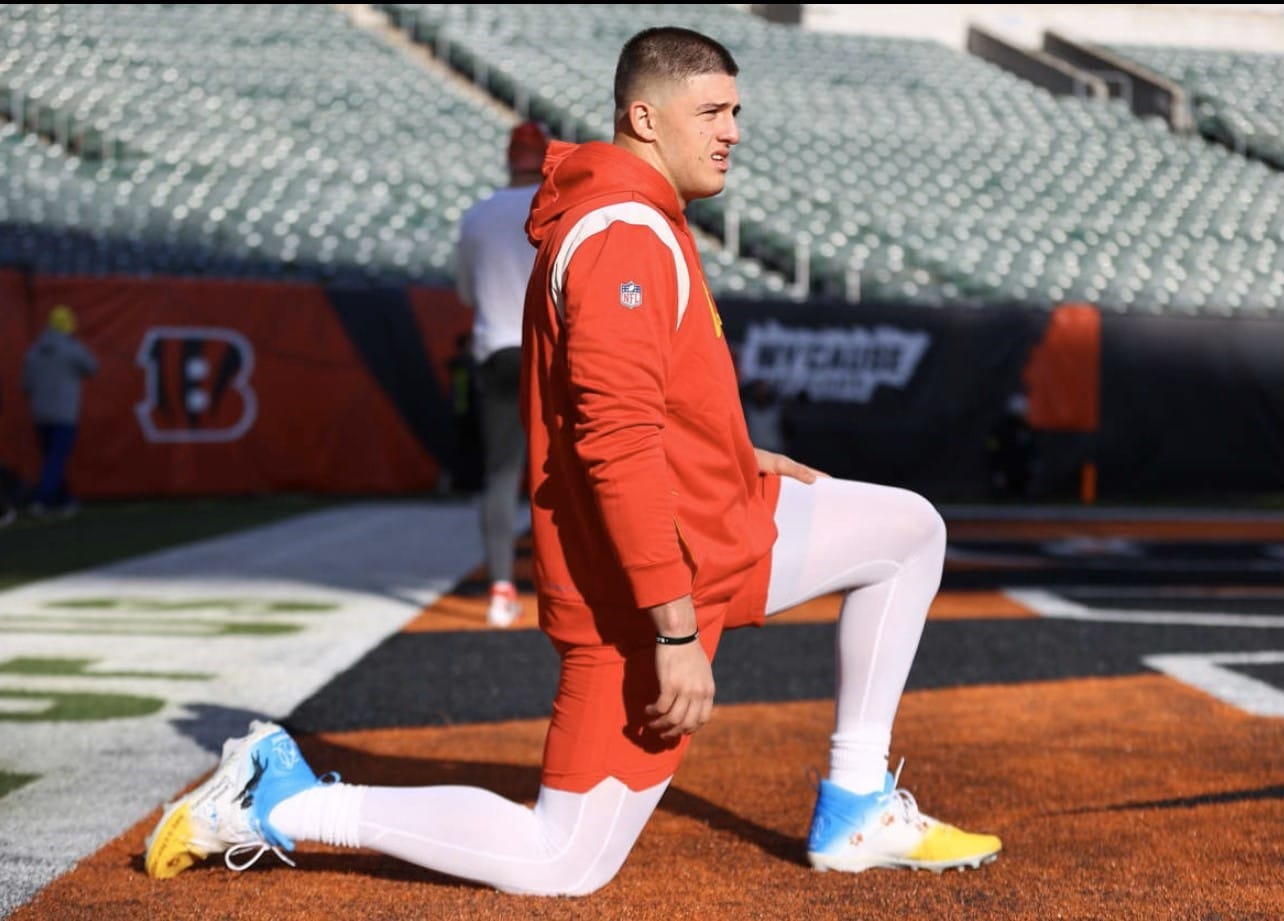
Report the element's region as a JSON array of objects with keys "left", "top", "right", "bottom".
[
  {"left": 145, "top": 720, "right": 328, "bottom": 879},
  {"left": 807, "top": 764, "right": 1001, "bottom": 874}
]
